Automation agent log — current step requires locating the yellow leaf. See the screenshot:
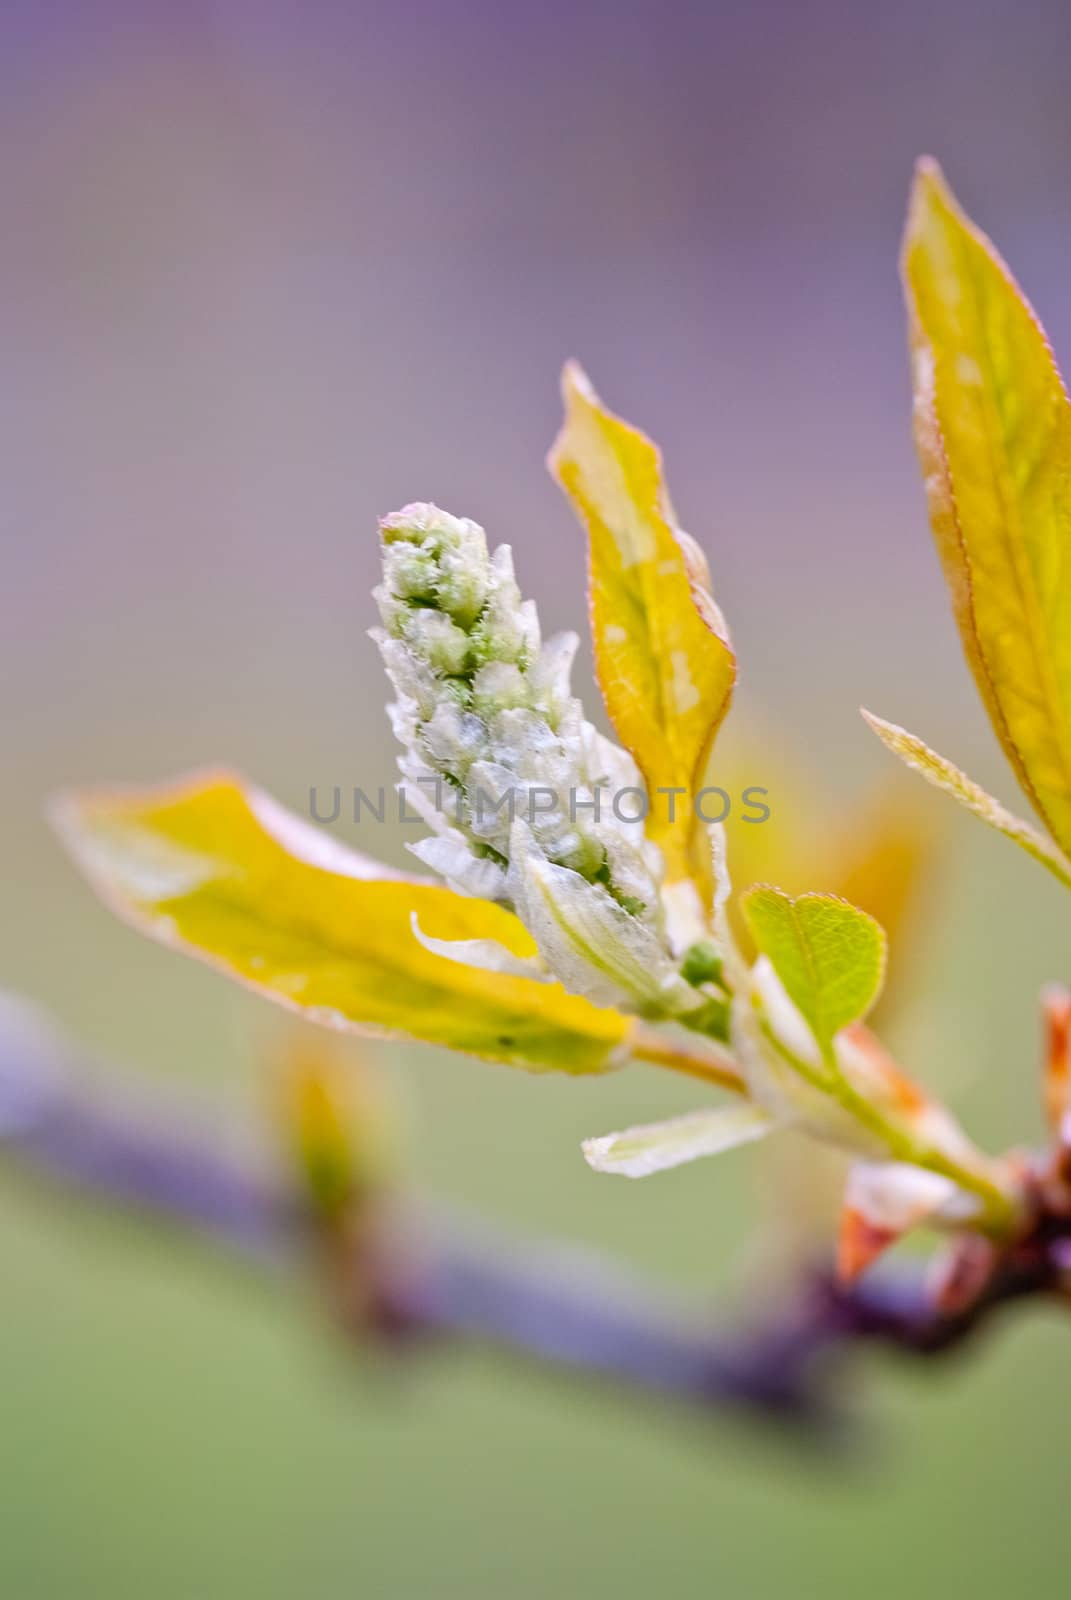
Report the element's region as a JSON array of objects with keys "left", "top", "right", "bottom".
[
  {"left": 548, "top": 362, "right": 736, "bottom": 894},
  {"left": 49, "top": 770, "right": 631, "bottom": 1074},
  {"left": 863, "top": 710, "right": 1071, "bottom": 892},
  {"left": 903, "top": 158, "right": 1071, "bottom": 855}
]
